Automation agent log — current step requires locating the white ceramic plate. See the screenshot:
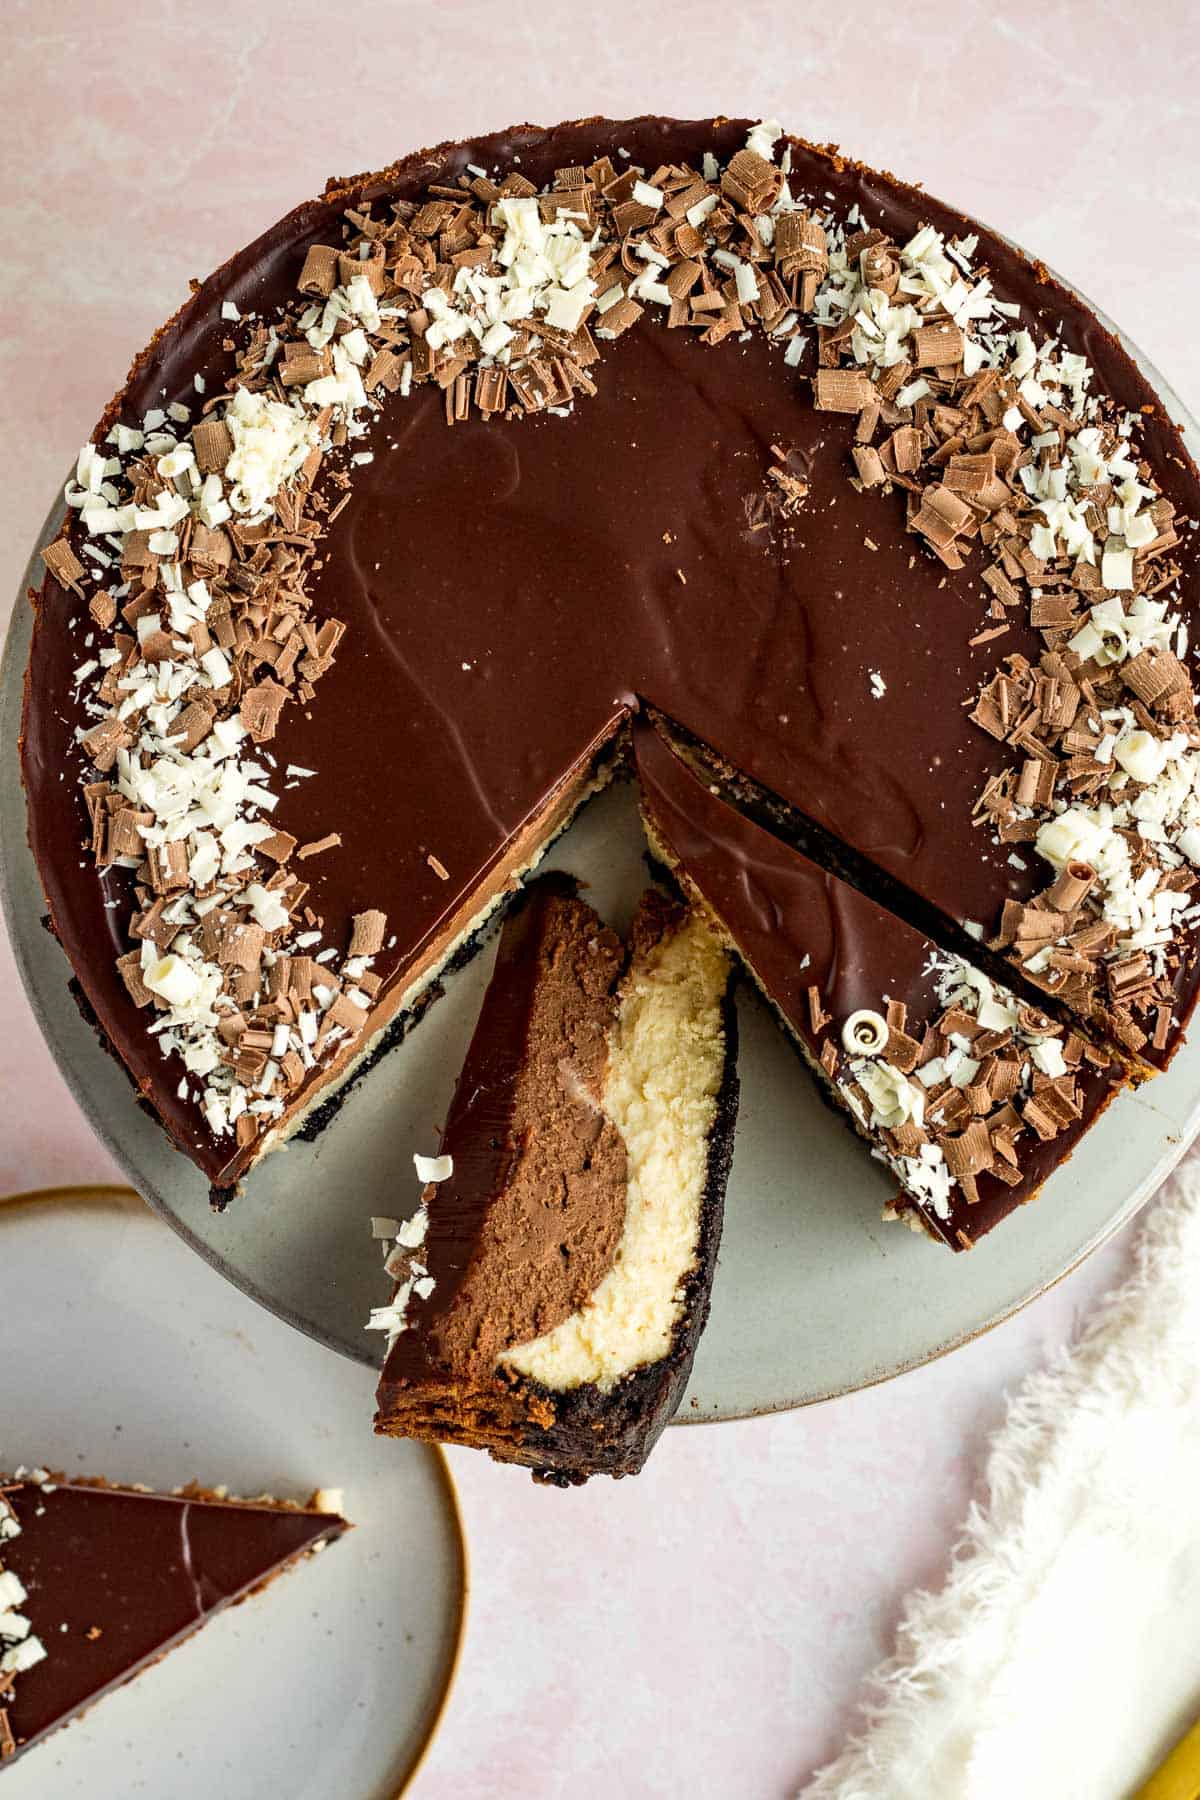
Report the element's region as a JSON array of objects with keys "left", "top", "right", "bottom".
[
  {"left": 5, "top": 297, "right": 1200, "bottom": 1422},
  {"left": 0, "top": 1188, "right": 465, "bottom": 1800}
]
